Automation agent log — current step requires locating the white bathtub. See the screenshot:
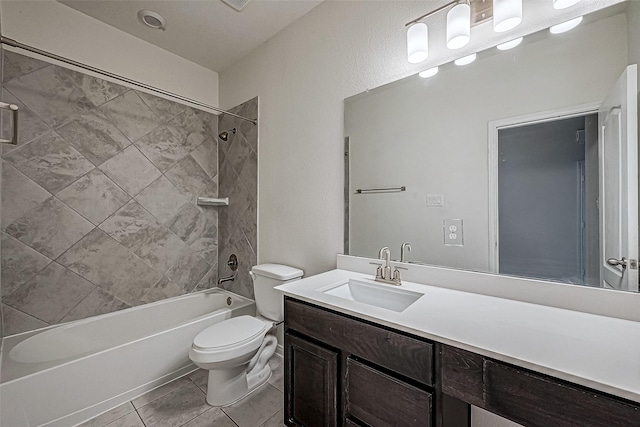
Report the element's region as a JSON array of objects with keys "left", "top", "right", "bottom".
[{"left": 0, "top": 288, "right": 255, "bottom": 427}]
